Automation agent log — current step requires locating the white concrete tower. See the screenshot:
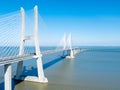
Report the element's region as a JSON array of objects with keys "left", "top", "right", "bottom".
[
  {"left": 15, "top": 7, "right": 25, "bottom": 80},
  {"left": 15, "top": 6, "right": 48, "bottom": 83},
  {"left": 63, "top": 33, "right": 67, "bottom": 50},
  {"left": 66, "top": 33, "right": 74, "bottom": 59},
  {"left": 62, "top": 33, "right": 67, "bottom": 57},
  {"left": 32, "top": 5, "right": 48, "bottom": 83}
]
